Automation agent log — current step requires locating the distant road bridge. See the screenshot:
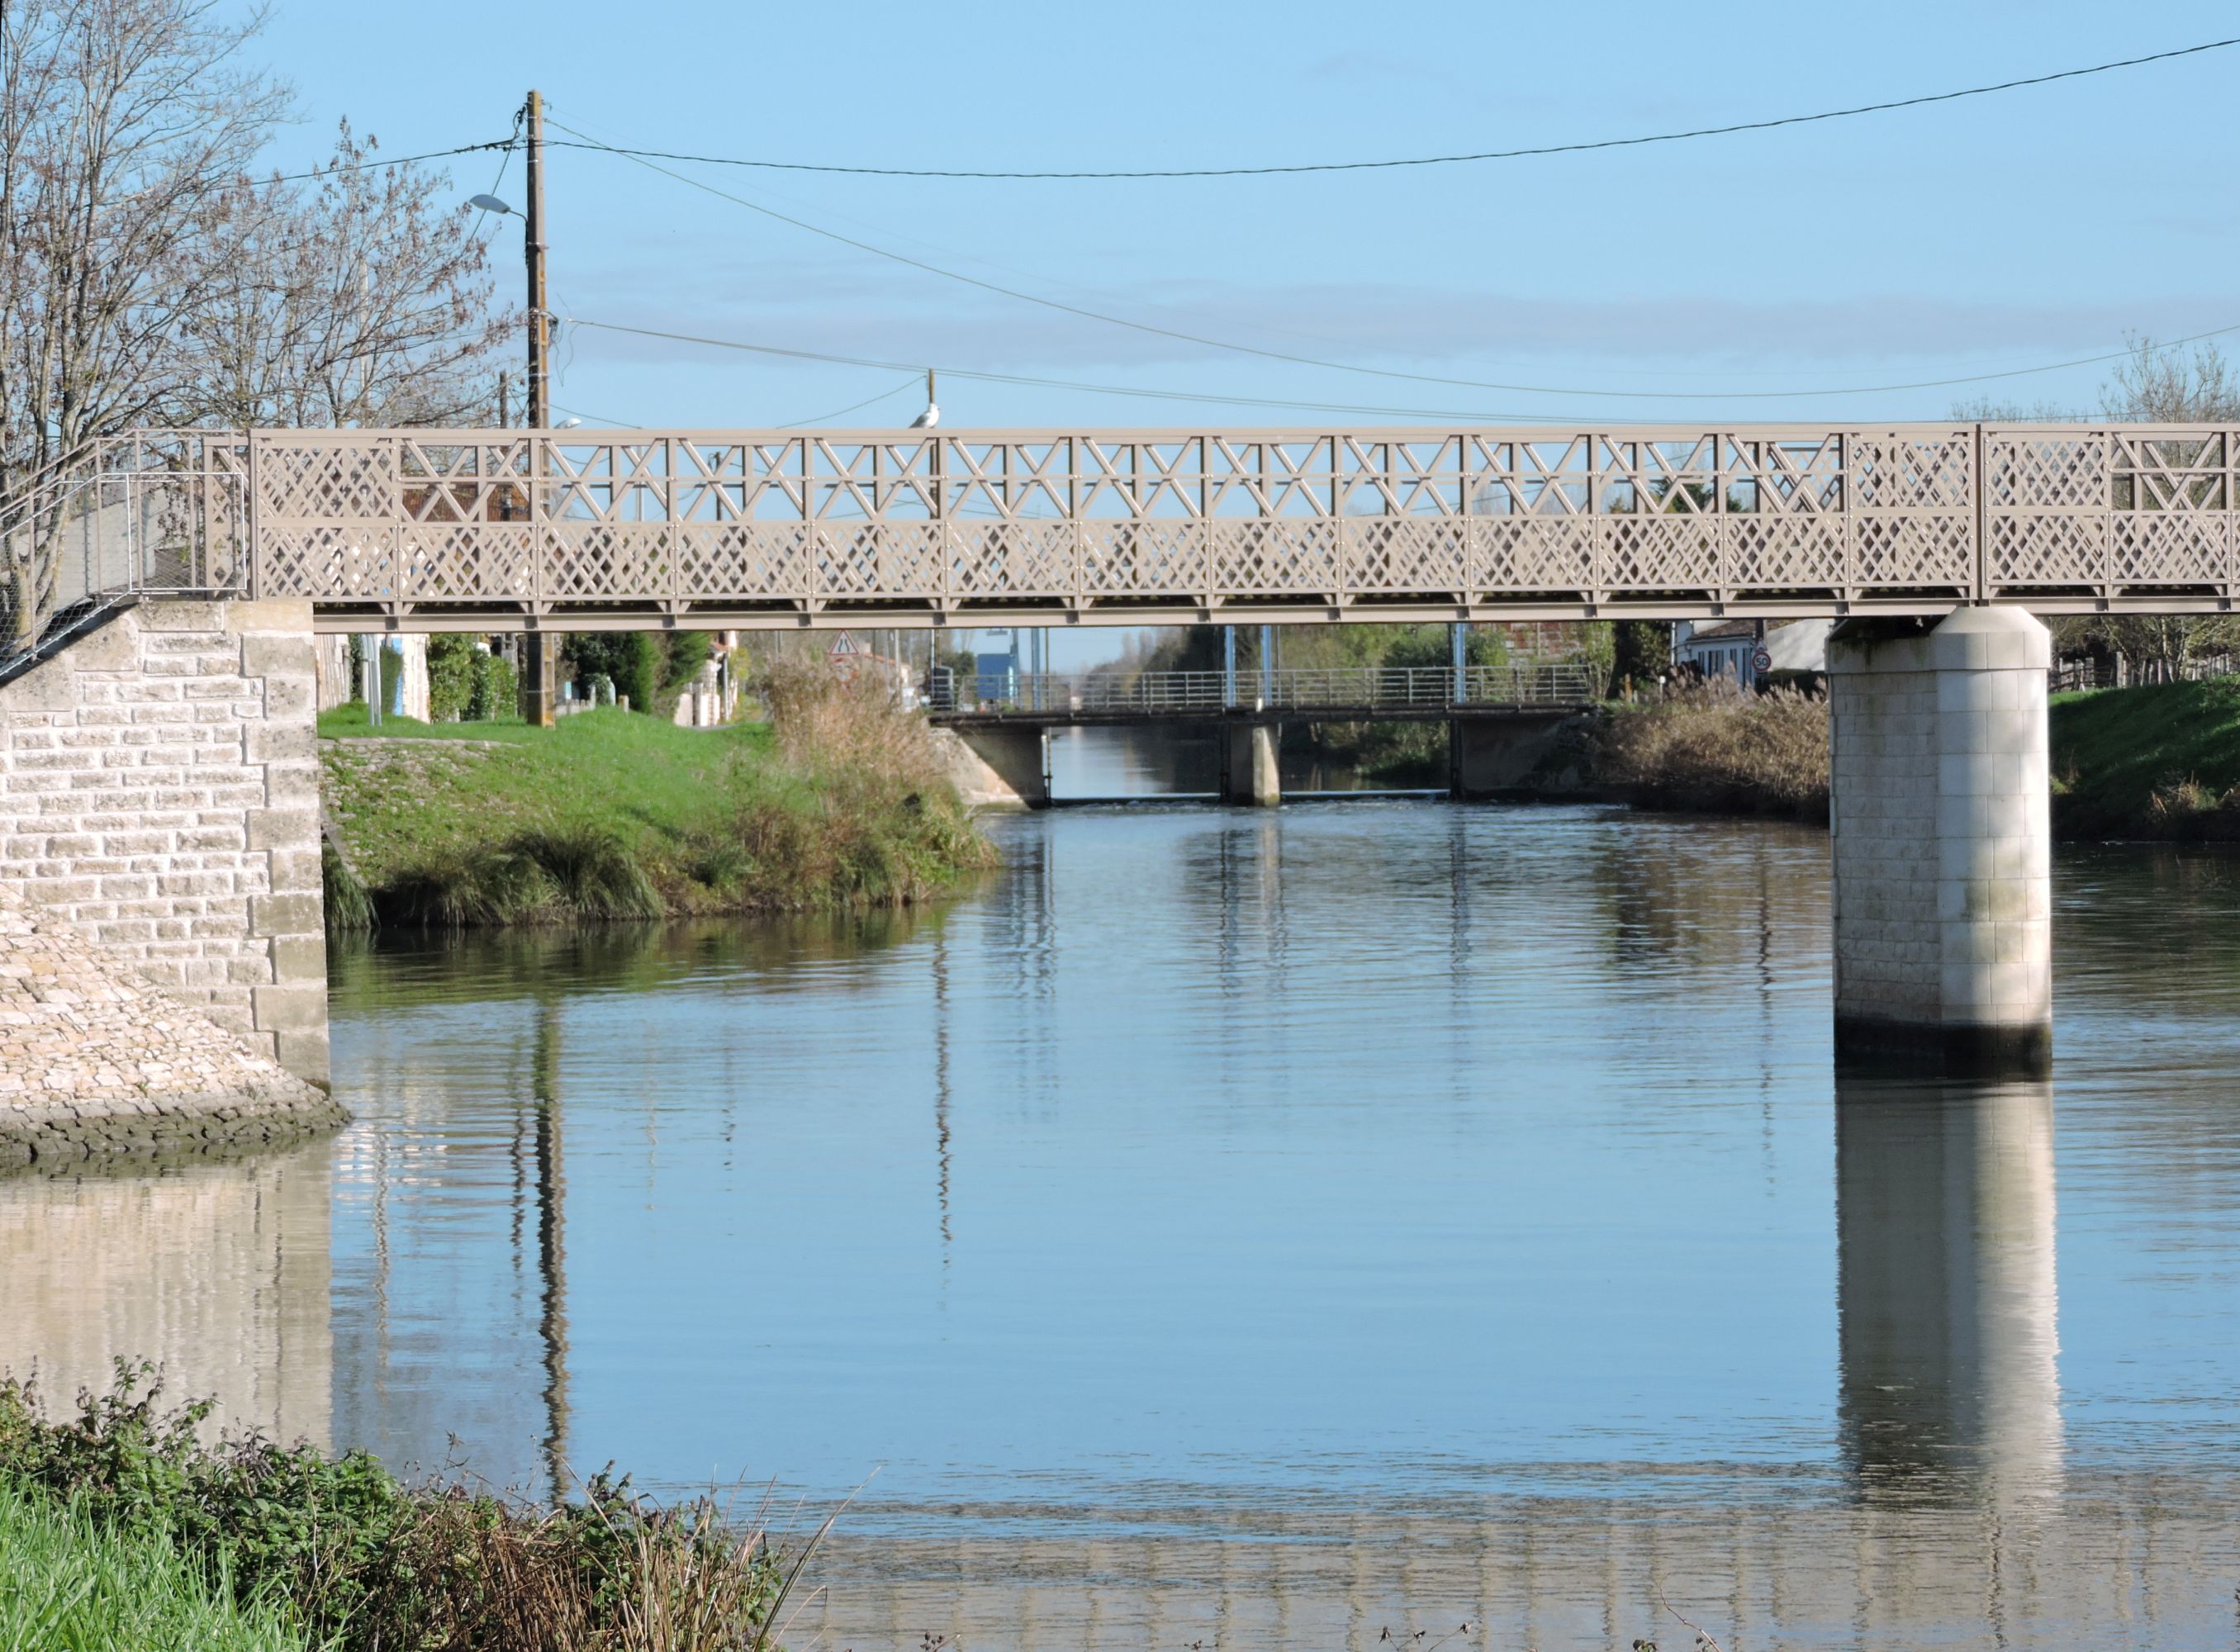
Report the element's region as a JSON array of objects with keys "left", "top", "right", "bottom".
[
  {"left": 928, "top": 663, "right": 1602, "bottom": 725},
  {"left": 17, "top": 422, "right": 2240, "bottom": 639}
]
